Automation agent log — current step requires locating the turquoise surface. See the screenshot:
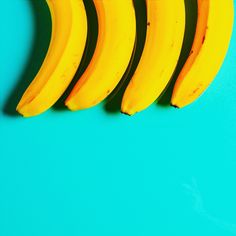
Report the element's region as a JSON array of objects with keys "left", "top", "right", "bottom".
[{"left": 1, "top": 1, "right": 236, "bottom": 235}]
